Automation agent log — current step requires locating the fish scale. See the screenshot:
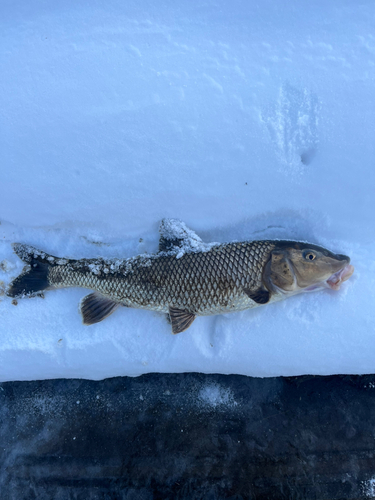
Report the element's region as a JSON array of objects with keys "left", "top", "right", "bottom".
[{"left": 48, "top": 240, "right": 275, "bottom": 316}]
